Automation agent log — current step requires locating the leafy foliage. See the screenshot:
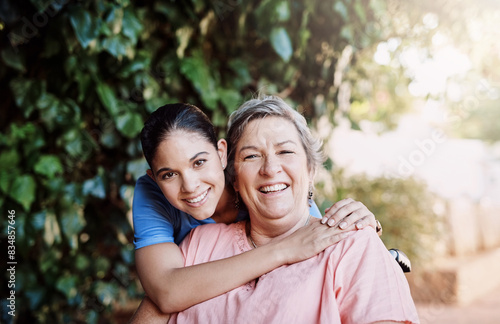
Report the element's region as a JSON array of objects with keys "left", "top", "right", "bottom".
[
  {"left": 0, "top": 0, "right": 442, "bottom": 322},
  {"left": 316, "top": 169, "right": 442, "bottom": 266}
]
